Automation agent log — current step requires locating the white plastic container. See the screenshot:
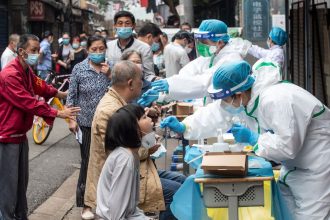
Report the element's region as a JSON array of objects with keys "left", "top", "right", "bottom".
[
  {"left": 212, "top": 143, "right": 230, "bottom": 152},
  {"left": 229, "top": 144, "right": 243, "bottom": 152}
]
